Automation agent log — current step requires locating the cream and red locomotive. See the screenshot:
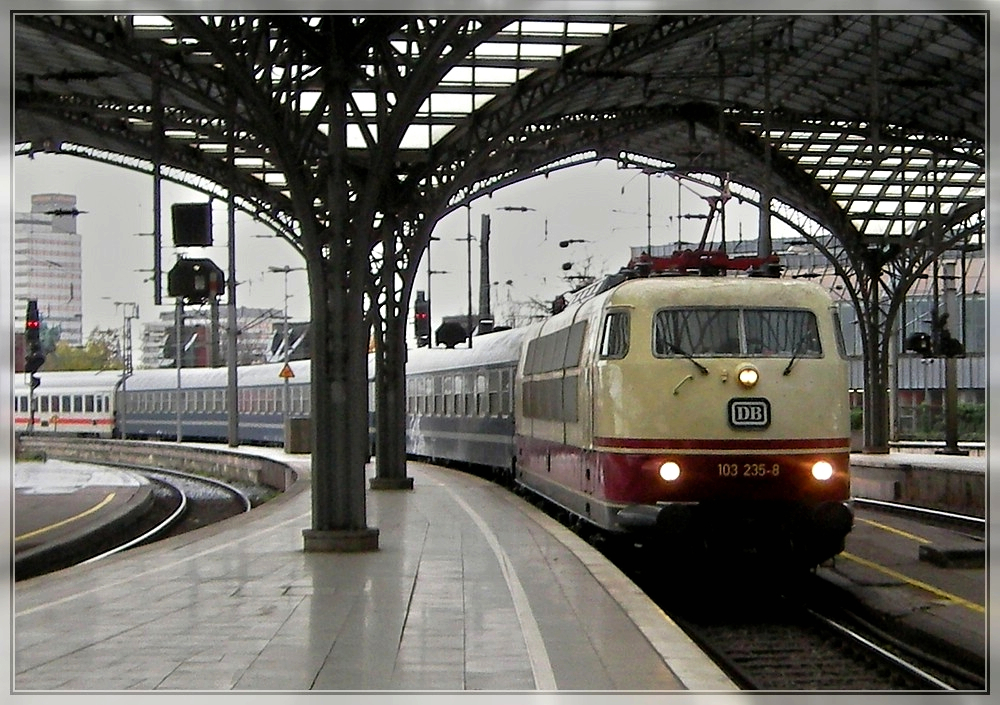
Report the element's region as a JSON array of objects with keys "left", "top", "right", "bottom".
[{"left": 406, "top": 253, "right": 853, "bottom": 565}]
